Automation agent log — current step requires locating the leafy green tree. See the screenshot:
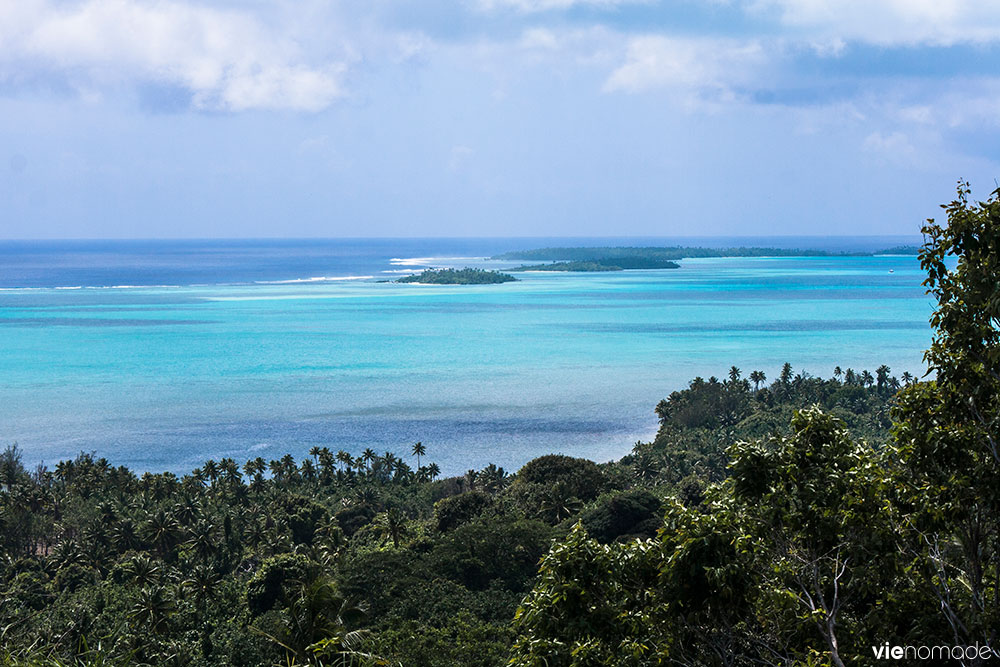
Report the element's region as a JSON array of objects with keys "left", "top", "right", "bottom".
[
  {"left": 891, "top": 181, "right": 1000, "bottom": 652},
  {"left": 254, "top": 575, "right": 378, "bottom": 666}
]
